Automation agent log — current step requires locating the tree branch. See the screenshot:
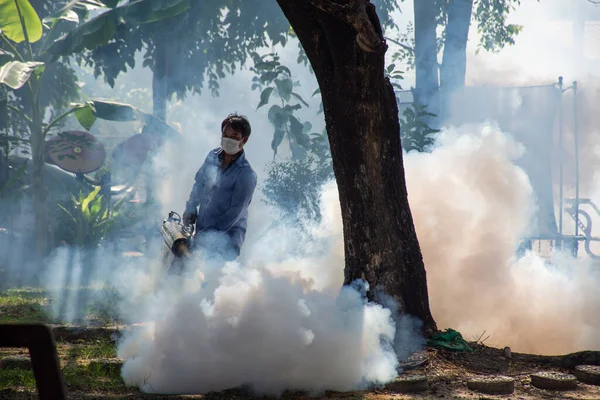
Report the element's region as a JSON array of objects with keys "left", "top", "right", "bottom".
[
  {"left": 385, "top": 36, "right": 414, "bottom": 53},
  {"left": 309, "top": 0, "right": 384, "bottom": 52}
]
